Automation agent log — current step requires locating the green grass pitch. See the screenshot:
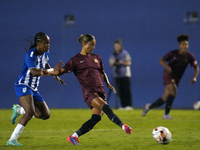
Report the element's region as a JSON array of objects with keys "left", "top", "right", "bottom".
[{"left": 0, "top": 108, "right": 200, "bottom": 150}]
